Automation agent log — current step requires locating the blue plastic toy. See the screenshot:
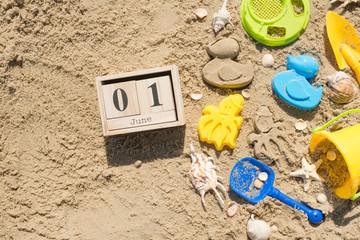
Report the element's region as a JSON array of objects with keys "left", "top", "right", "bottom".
[
  {"left": 272, "top": 70, "right": 323, "bottom": 110},
  {"left": 287, "top": 54, "right": 319, "bottom": 79},
  {"left": 229, "top": 157, "right": 324, "bottom": 224}
]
